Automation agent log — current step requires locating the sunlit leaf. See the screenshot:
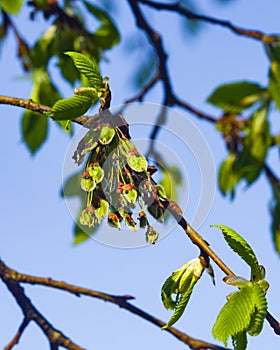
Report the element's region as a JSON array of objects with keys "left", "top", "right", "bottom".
[
  {"left": 65, "top": 51, "right": 104, "bottom": 91},
  {"left": 218, "top": 153, "right": 240, "bottom": 199},
  {"left": 211, "top": 225, "right": 262, "bottom": 281},
  {"left": 48, "top": 95, "right": 93, "bottom": 121},
  {"left": 207, "top": 81, "right": 265, "bottom": 114},
  {"left": 99, "top": 125, "right": 115, "bottom": 145},
  {"left": 127, "top": 153, "right": 147, "bottom": 172}
]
